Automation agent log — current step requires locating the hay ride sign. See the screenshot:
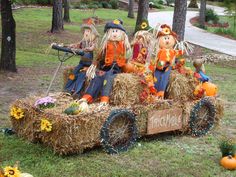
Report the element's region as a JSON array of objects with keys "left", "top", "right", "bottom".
[{"left": 147, "top": 108, "right": 183, "bottom": 134}]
